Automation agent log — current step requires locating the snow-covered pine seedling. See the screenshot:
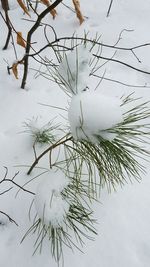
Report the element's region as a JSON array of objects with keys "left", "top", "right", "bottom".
[
  {"left": 25, "top": 170, "right": 97, "bottom": 262},
  {"left": 24, "top": 35, "right": 150, "bottom": 262},
  {"left": 55, "top": 43, "right": 92, "bottom": 95},
  {"left": 67, "top": 93, "right": 150, "bottom": 190},
  {"left": 24, "top": 117, "right": 57, "bottom": 144}
]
